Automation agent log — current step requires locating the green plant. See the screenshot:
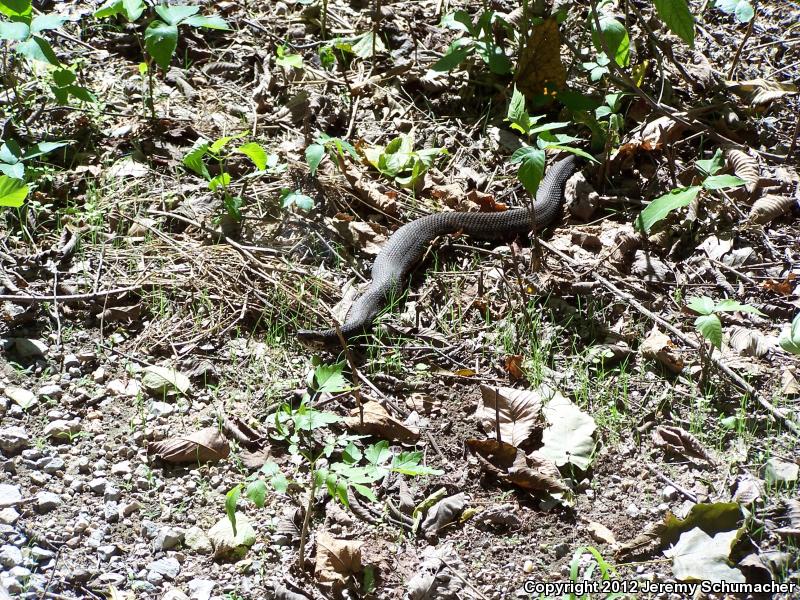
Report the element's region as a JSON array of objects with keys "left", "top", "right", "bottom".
[
  {"left": 778, "top": 313, "right": 800, "bottom": 355},
  {"left": 635, "top": 149, "right": 746, "bottom": 233},
  {"left": 363, "top": 132, "right": 447, "bottom": 189},
  {"left": 227, "top": 361, "right": 441, "bottom": 567},
  {"left": 0, "top": 139, "right": 70, "bottom": 208},
  {"left": 687, "top": 296, "right": 763, "bottom": 350},
  {"left": 432, "top": 9, "right": 513, "bottom": 75},
  {"left": 305, "top": 132, "right": 358, "bottom": 176},
  {"left": 182, "top": 134, "right": 281, "bottom": 222},
  {"left": 275, "top": 44, "right": 303, "bottom": 69},
  {"left": 0, "top": 0, "right": 63, "bottom": 67},
  {"left": 714, "top": 0, "right": 755, "bottom": 23},
  {"left": 506, "top": 86, "right": 593, "bottom": 197}
]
